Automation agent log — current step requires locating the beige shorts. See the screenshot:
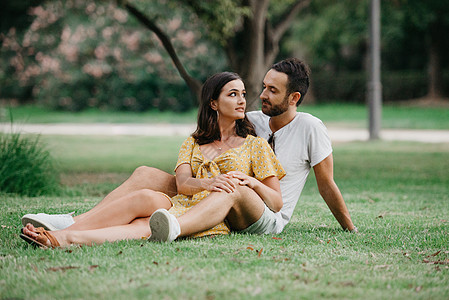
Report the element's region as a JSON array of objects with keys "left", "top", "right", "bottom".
[{"left": 238, "top": 205, "right": 282, "bottom": 235}]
